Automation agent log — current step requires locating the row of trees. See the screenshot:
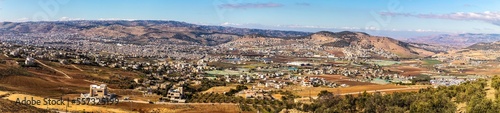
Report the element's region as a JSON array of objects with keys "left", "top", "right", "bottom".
[
  {"left": 473, "top": 75, "right": 500, "bottom": 113},
  {"left": 459, "top": 76, "right": 500, "bottom": 113},
  {"left": 300, "top": 80, "right": 489, "bottom": 113},
  {"left": 188, "top": 92, "right": 289, "bottom": 112},
  {"left": 184, "top": 78, "right": 500, "bottom": 112}
]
